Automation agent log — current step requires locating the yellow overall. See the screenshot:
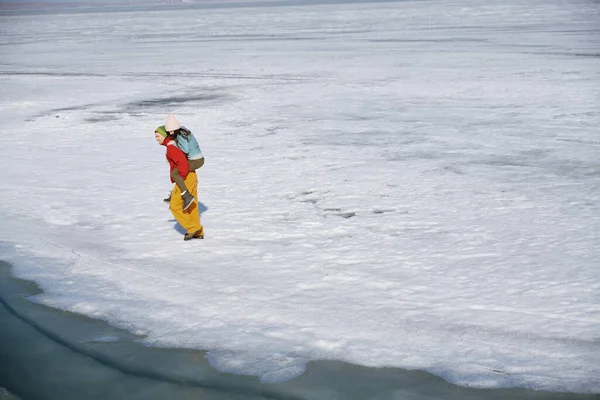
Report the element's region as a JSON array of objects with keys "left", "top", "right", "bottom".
[{"left": 169, "top": 171, "right": 203, "bottom": 236}]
